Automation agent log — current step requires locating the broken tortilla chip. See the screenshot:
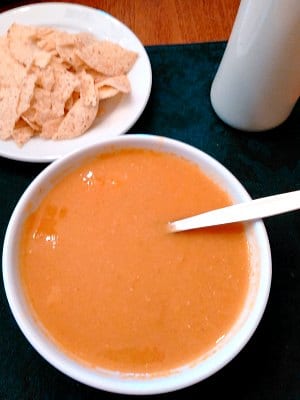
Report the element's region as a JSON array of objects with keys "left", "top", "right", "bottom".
[
  {"left": 21, "top": 108, "right": 41, "bottom": 132},
  {"left": 0, "top": 36, "right": 27, "bottom": 86},
  {"left": 0, "top": 87, "right": 20, "bottom": 139},
  {"left": 97, "top": 86, "right": 119, "bottom": 100},
  {"left": 12, "top": 124, "right": 35, "bottom": 146},
  {"left": 75, "top": 35, "right": 137, "bottom": 76},
  {"left": 34, "top": 49, "right": 53, "bottom": 68},
  {"left": 96, "top": 75, "right": 130, "bottom": 93},
  {"left": 53, "top": 97, "right": 99, "bottom": 140},
  {"left": 40, "top": 117, "right": 64, "bottom": 139},
  {"left": 79, "top": 70, "right": 97, "bottom": 107},
  {"left": 17, "top": 73, "right": 37, "bottom": 117},
  {"left": 46, "top": 67, "right": 80, "bottom": 120},
  {"left": 7, "top": 23, "right": 37, "bottom": 67}
]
